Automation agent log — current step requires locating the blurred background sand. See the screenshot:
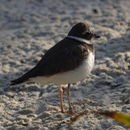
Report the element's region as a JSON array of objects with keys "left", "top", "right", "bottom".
[{"left": 0, "top": 0, "right": 130, "bottom": 129}]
